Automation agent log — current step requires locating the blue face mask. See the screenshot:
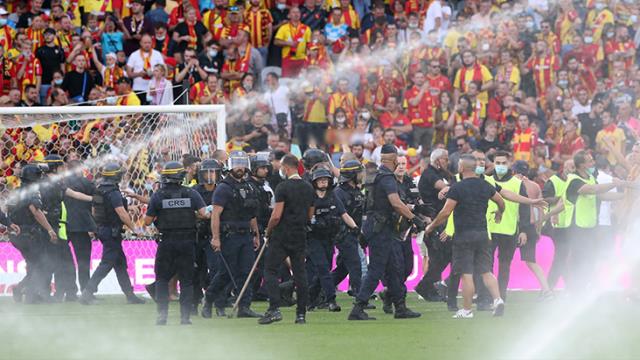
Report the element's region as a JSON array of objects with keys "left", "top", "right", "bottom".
[
  {"left": 587, "top": 167, "right": 596, "bottom": 175},
  {"left": 475, "top": 166, "right": 485, "bottom": 175},
  {"left": 495, "top": 164, "right": 509, "bottom": 176}
]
